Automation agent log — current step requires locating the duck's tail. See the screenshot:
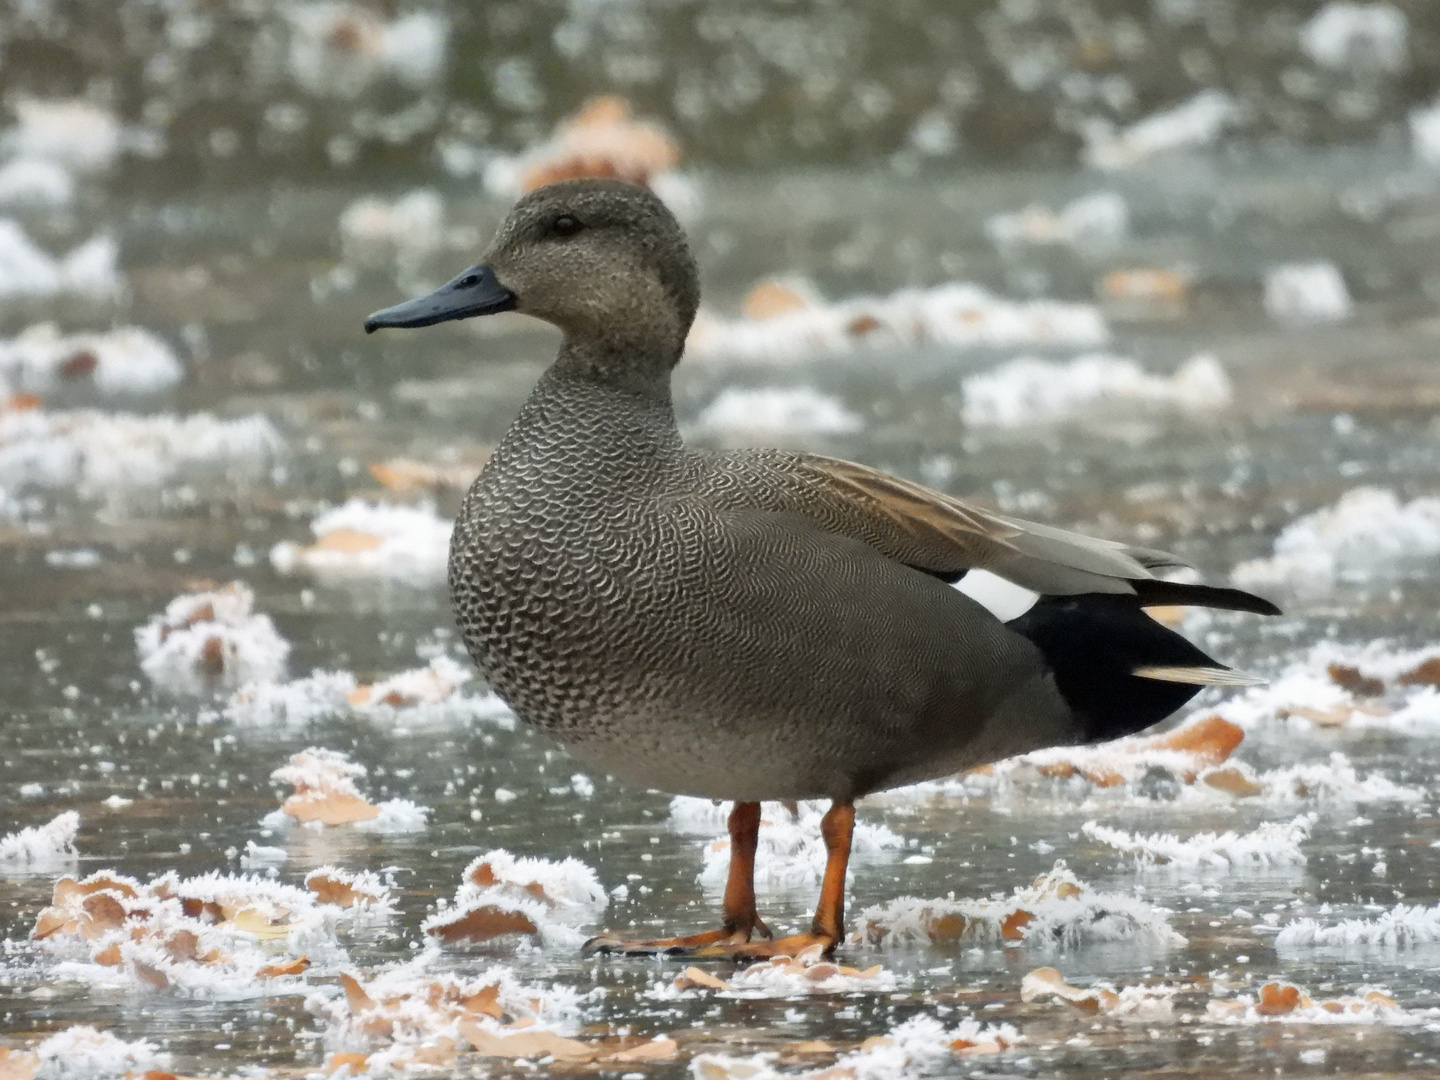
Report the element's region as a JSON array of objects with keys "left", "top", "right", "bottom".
[{"left": 1006, "top": 592, "right": 1268, "bottom": 745}]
